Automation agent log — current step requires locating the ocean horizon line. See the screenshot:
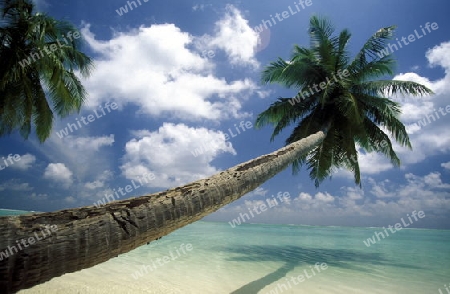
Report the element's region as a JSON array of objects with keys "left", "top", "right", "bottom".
[{"left": 1, "top": 209, "right": 448, "bottom": 231}]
